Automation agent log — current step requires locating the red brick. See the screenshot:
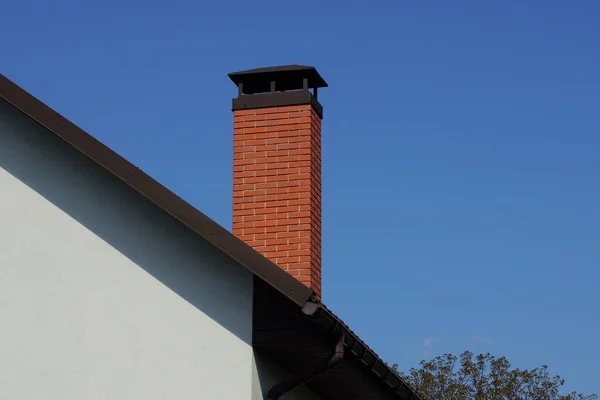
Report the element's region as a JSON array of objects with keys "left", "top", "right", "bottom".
[
  {"left": 232, "top": 105, "right": 323, "bottom": 298},
  {"left": 254, "top": 233, "right": 278, "bottom": 240},
  {"left": 244, "top": 215, "right": 266, "bottom": 222},
  {"left": 264, "top": 225, "right": 289, "bottom": 233},
  {"left": 277, "top": 244, "right": 301, "bottom": 251},
  {"left": 277, "top": 231, "right": 301, "bottom": 239},
  {"left": 245, "top": 114, "right": 267, "bottom": 122},
  {"left": 245, "top": 127, "right": 267, "bottom": 134},
  {"left": 235, "top": 109, "right": 258, "bottom": 116}
]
